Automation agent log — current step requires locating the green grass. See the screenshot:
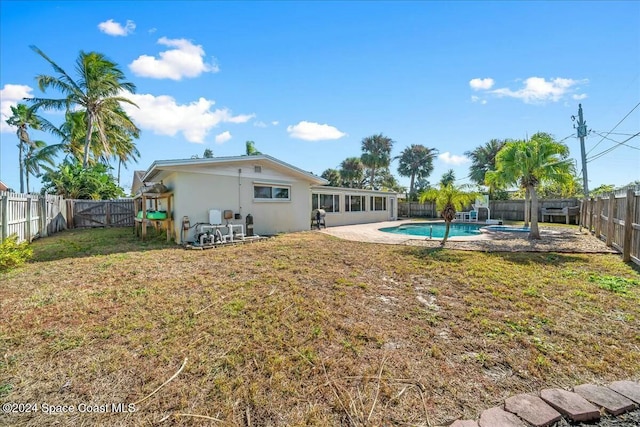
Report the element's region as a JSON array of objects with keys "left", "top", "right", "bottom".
[{"left": 0, "top": 227, "right": 639, "bottom": 426}]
